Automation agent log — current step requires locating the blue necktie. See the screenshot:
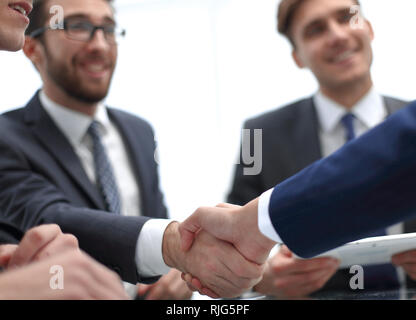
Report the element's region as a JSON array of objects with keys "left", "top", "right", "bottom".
[
  {"left": 340, "top": 113, "right": 400, "bottom": 290},
  {"left": 88, "top": 121, "right": 122, "bottom": 214},
  {"left": 340, "top": 113, "right": 356, "bottom": 142}
]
